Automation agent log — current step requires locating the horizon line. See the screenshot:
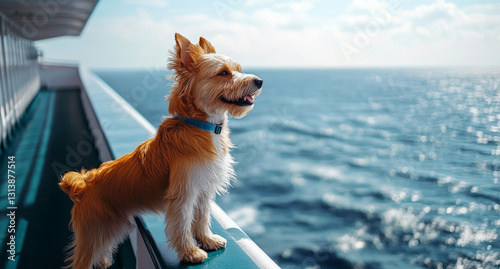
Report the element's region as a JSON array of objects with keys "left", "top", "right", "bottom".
[{"left": 90, "top": 65, "right": 500, "bottom": 71}]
